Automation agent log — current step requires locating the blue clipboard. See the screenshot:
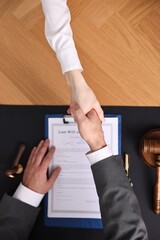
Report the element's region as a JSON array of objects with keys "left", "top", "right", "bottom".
[{"left": 44, "top": 114, "right": 122, "bottom": 228}]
